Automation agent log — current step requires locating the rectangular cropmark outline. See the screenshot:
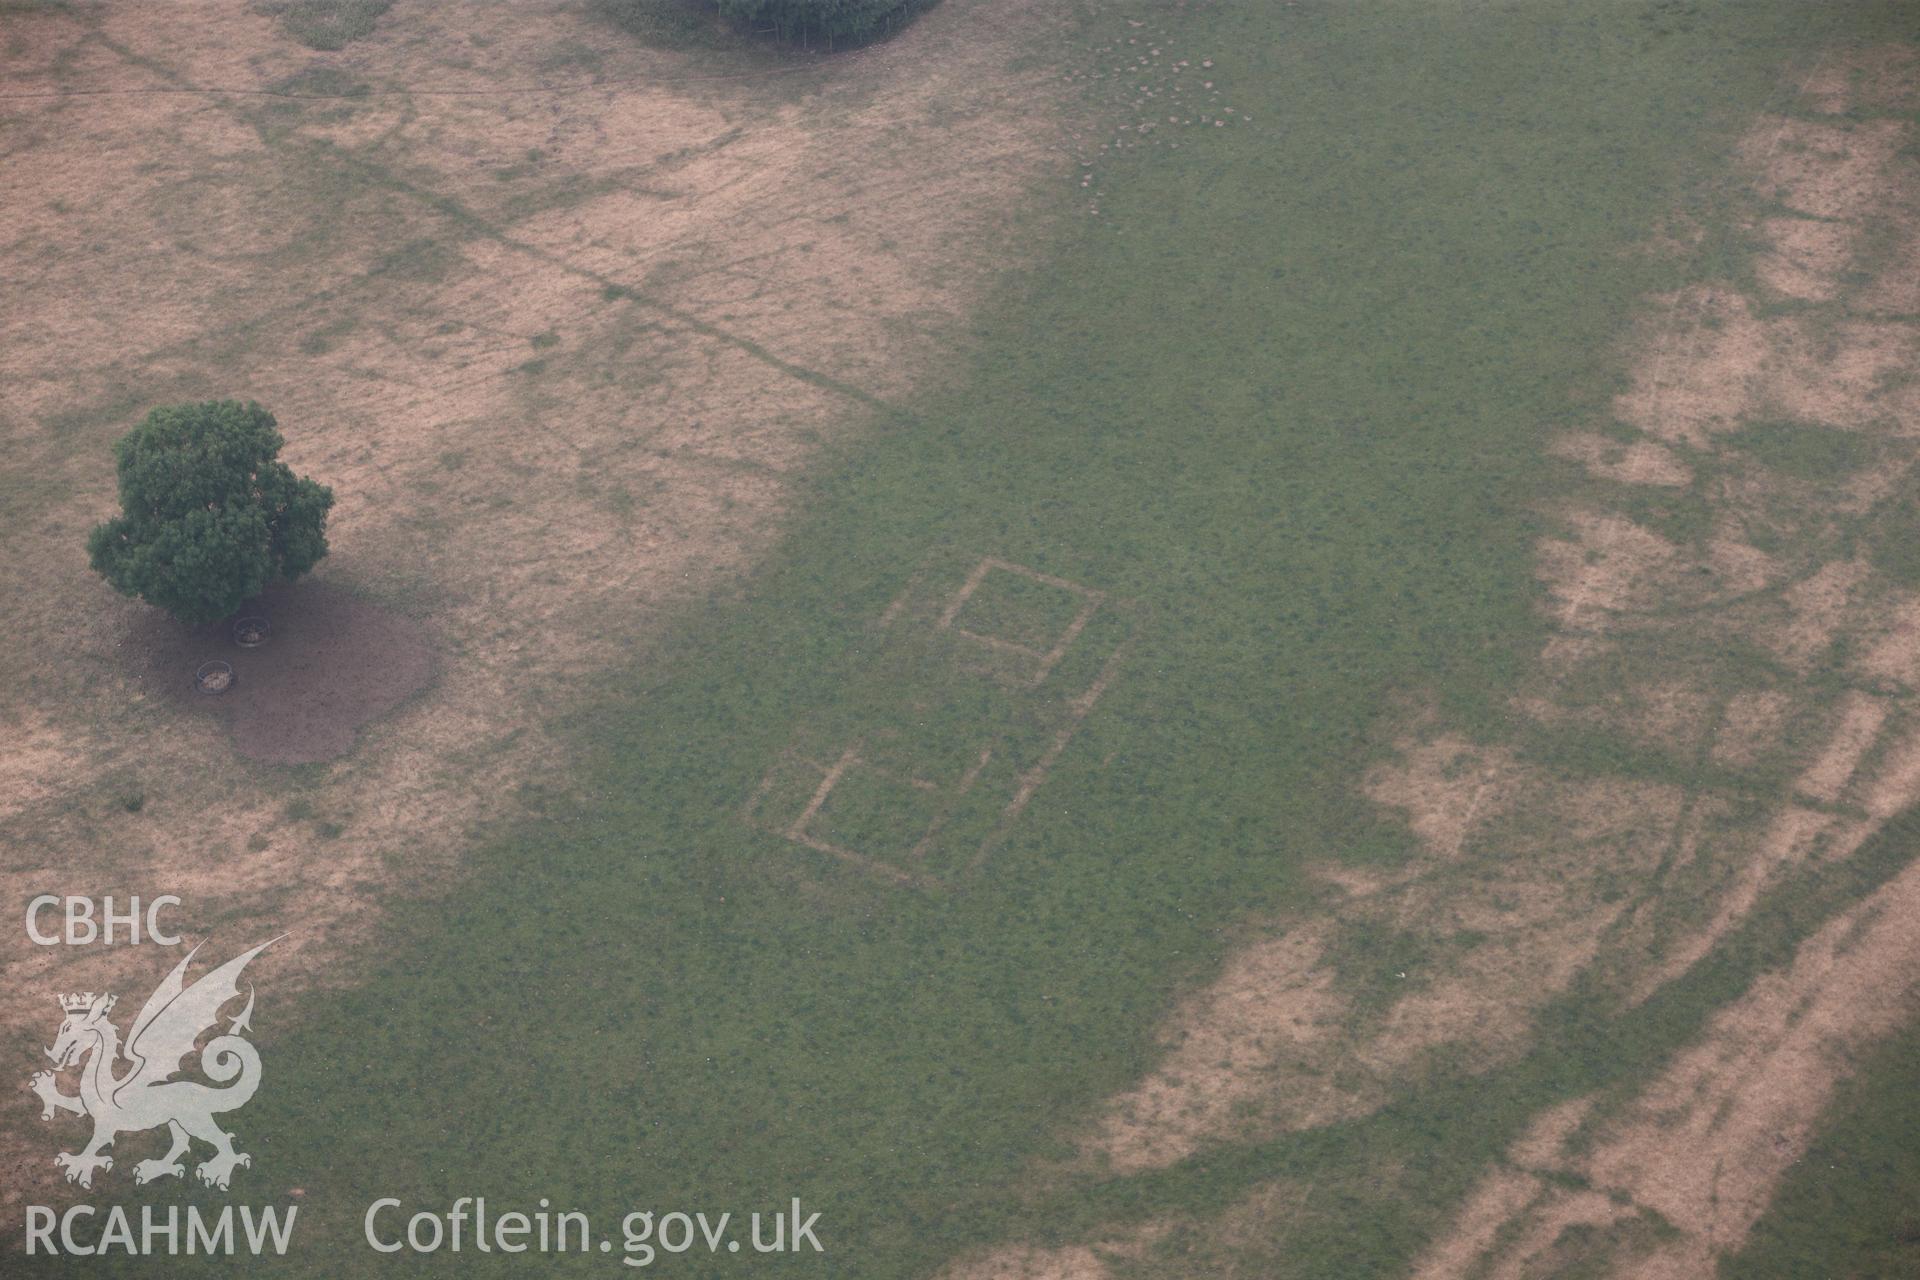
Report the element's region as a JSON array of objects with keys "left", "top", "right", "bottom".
[
  {"left": 743, "top": 741, "right": 995, "bottom": 889},
  {"left": 746, "top": 555, "right": 1129, "bottom": 889},
  {"left": 927, "top": 556, "right": 1106, "bottom": 688}
]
